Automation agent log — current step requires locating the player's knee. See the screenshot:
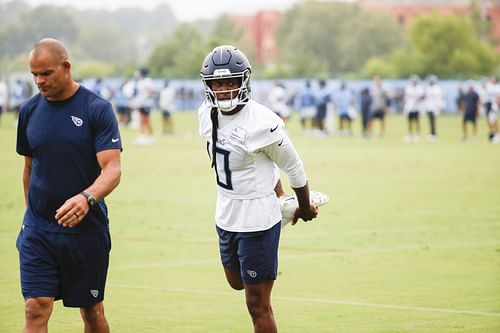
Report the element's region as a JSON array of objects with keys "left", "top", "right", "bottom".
[
  {"left": 246, "top": 299, "right": 271, "bottom": 321},
  {"left": 25, "top": 298, "right": 52, "bottom": 322},
  {"left": 81, "top": 303, "right": 106, "bottom": 326}
]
